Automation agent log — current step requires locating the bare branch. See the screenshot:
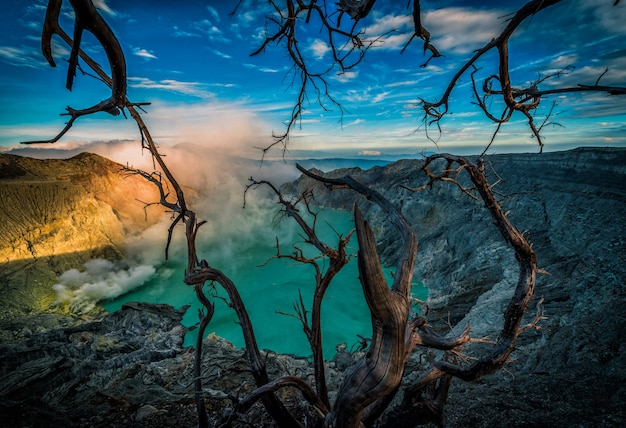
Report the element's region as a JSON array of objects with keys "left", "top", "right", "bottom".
[
  {"left": 246, "top": 177, "right": 354, "bottom": 407},
  {"left": 185, "top": 263, "right": 303, "bottom": 427},
  {"left": 420, "top": 154, "right": 537, "bottom": 381},
  {"left": 24, "top": 0, "right": 128, "bottom": 145},
  {"left": 232, "top": 375, "right": 329, "bottom": 417},
  {"left": 421, "top": 0, "right": 625, "bottom": 150}
]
